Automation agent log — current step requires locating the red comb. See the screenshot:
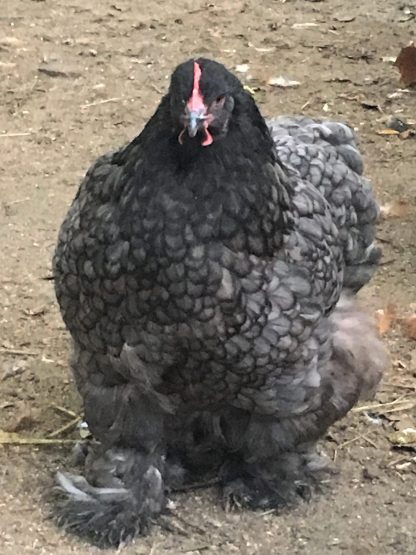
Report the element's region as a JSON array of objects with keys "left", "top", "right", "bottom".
[{"left": 187, "top": 62, "right": 205, "bottom": 112}]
